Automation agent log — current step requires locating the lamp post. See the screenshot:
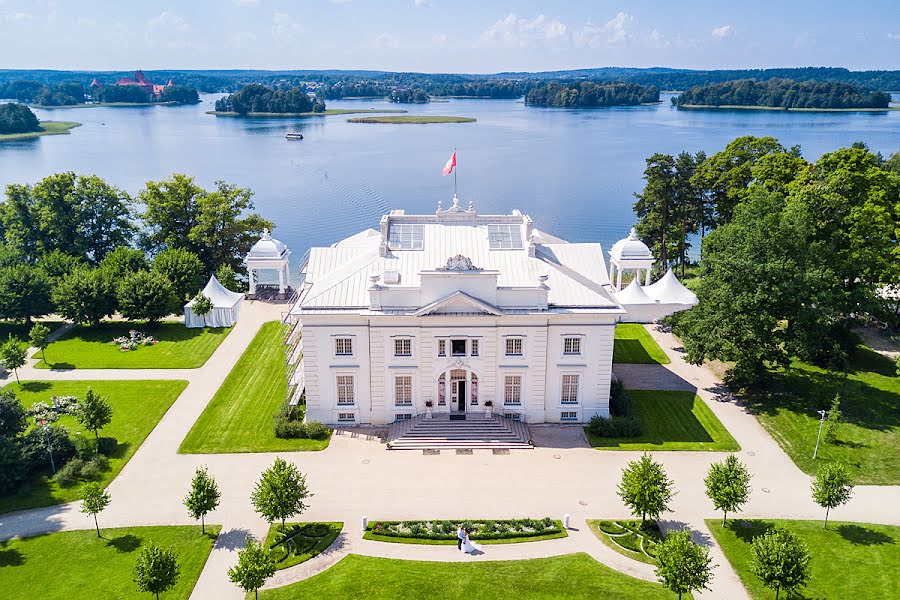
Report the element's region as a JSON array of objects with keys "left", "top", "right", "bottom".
[
  {"left": 39, "top": 418, "right": 56, "bottom": 474},
  {"left": 813, "top": 409, "right": 827, "bottom": 460}
]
